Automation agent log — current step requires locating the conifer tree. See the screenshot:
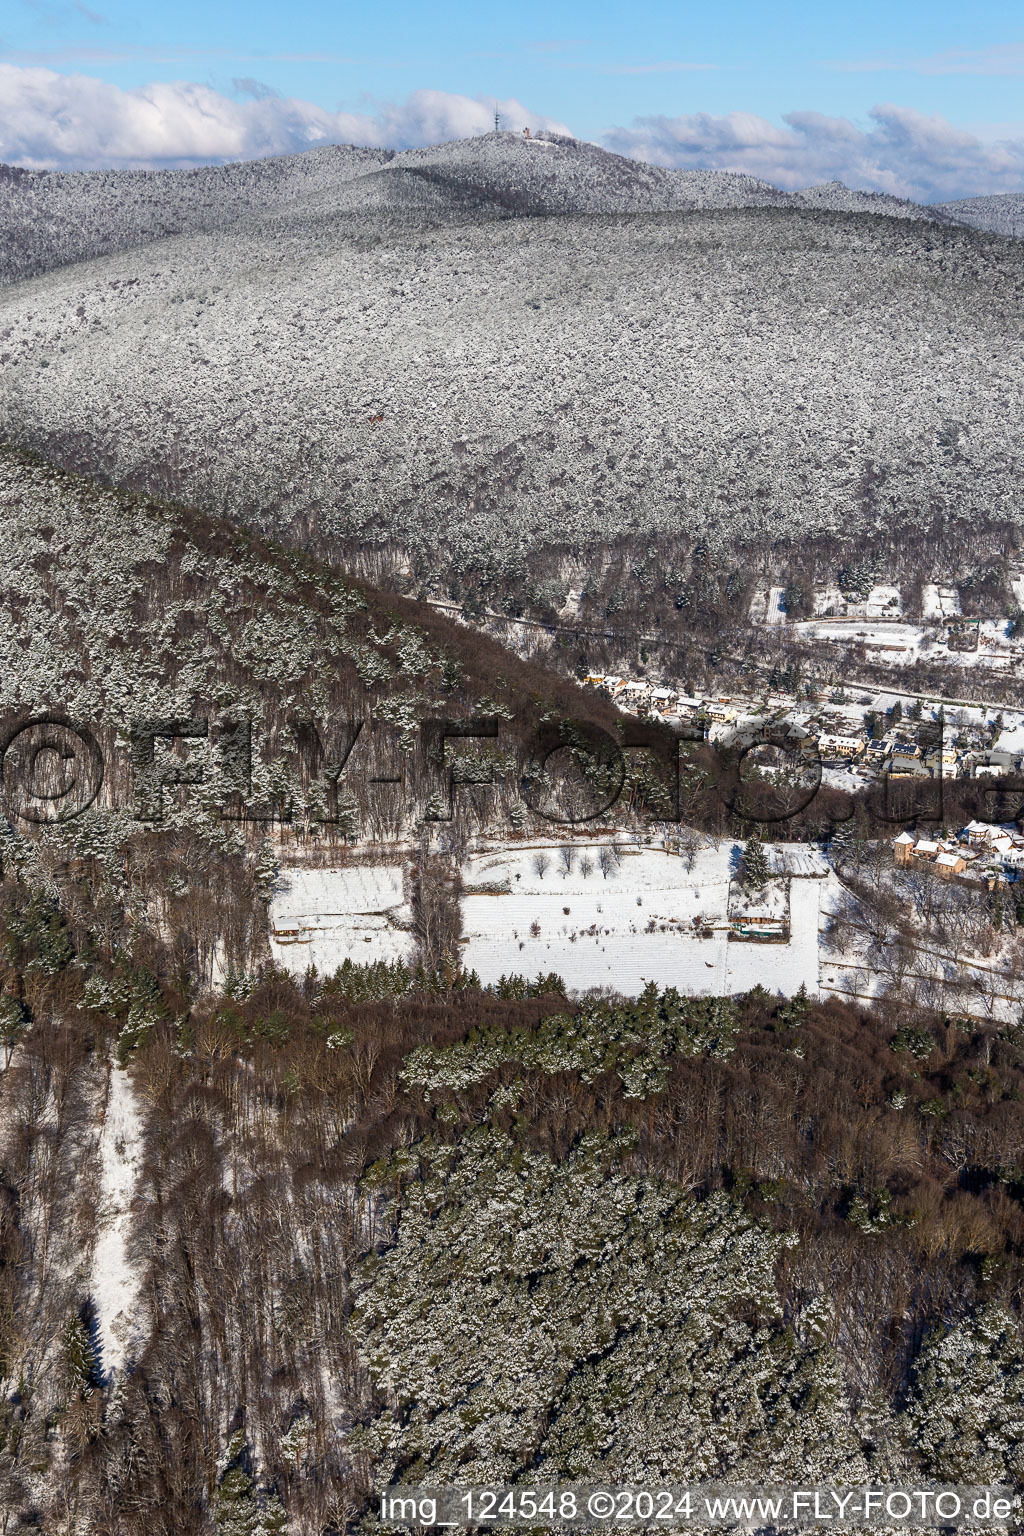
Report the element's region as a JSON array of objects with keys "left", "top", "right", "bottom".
[
  {"left": 741, "top": 830, "right": 770, "bottom": 891},
  {"left": 214, "top": 1433, "right": 260, "bottom": 1536}
]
